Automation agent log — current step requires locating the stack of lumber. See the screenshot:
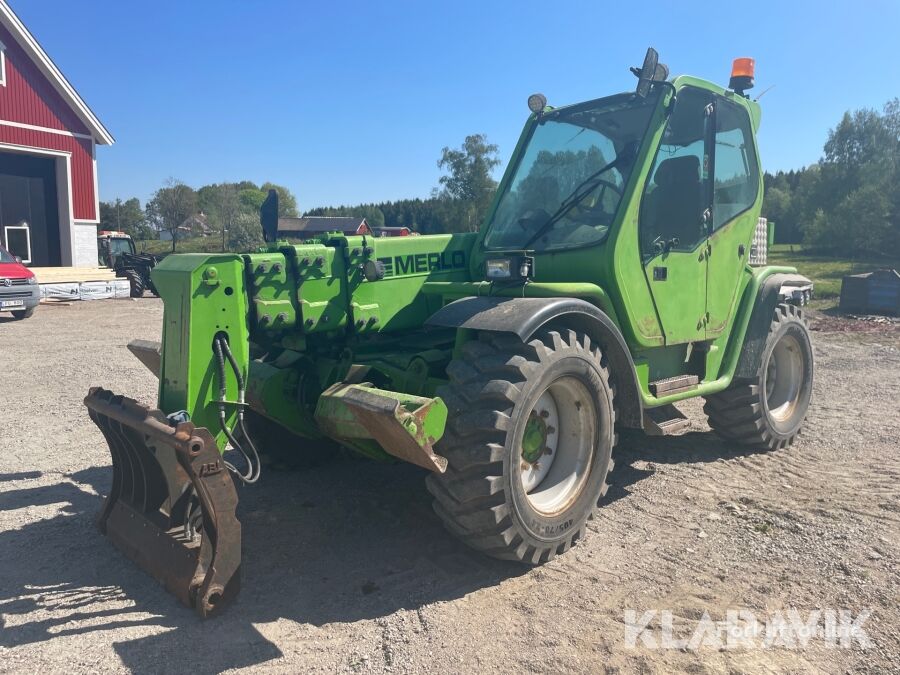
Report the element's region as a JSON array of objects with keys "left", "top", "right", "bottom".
[
  {"left": 31, "top": 267, "right": 117, "bottom": 284},
  {"left": 30, "top": 267, "right": 131, "bottom": 303}
]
